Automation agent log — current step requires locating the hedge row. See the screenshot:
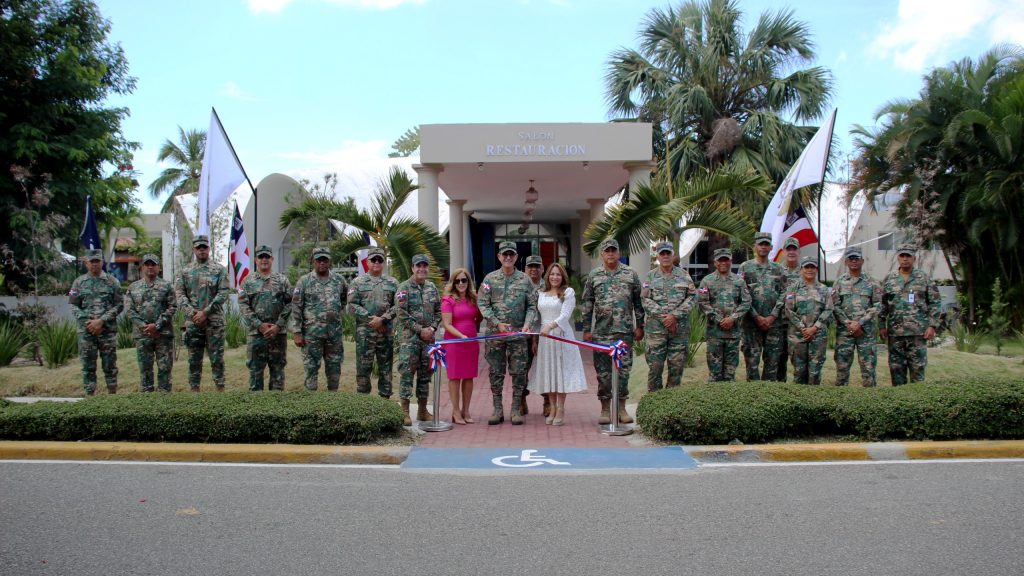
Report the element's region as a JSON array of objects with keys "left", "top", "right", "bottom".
[
  {"left": 635, "top": 378, "right": 1024, "bottom": 444},
  {"left": 0, "top": 392, "right": 404, "bottom": 444}
]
